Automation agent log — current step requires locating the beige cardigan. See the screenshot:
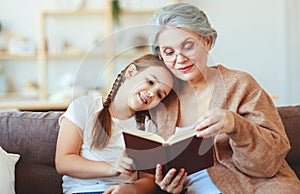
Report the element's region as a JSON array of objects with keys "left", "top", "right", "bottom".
[{"left": 150, "top": 65, "right": 300, "bottom": 193}]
